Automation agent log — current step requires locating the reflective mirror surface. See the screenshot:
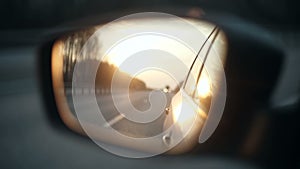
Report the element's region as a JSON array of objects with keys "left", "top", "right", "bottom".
[{"left": 52, "top": 14, "right": 227, "bottom": 155}]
